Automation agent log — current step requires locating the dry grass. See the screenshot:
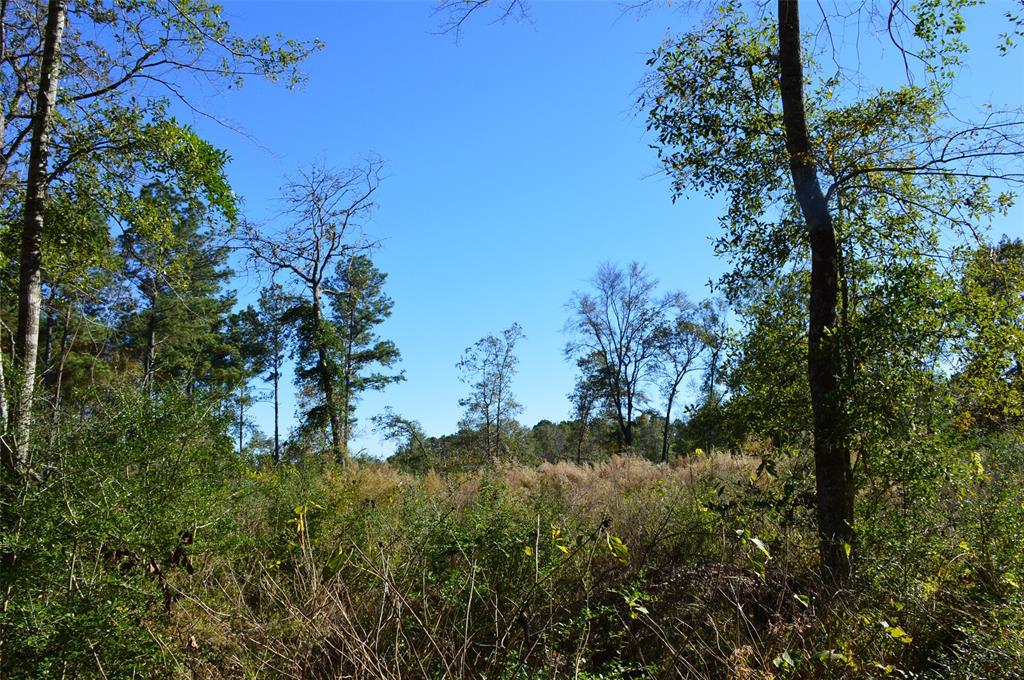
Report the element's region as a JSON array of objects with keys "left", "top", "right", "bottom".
[
  {"left": 157, "top": 448, "right": 1024, "bottom": 679},
  {"left": 171, "top": 454, "right": 772, "bottom": 679}
]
